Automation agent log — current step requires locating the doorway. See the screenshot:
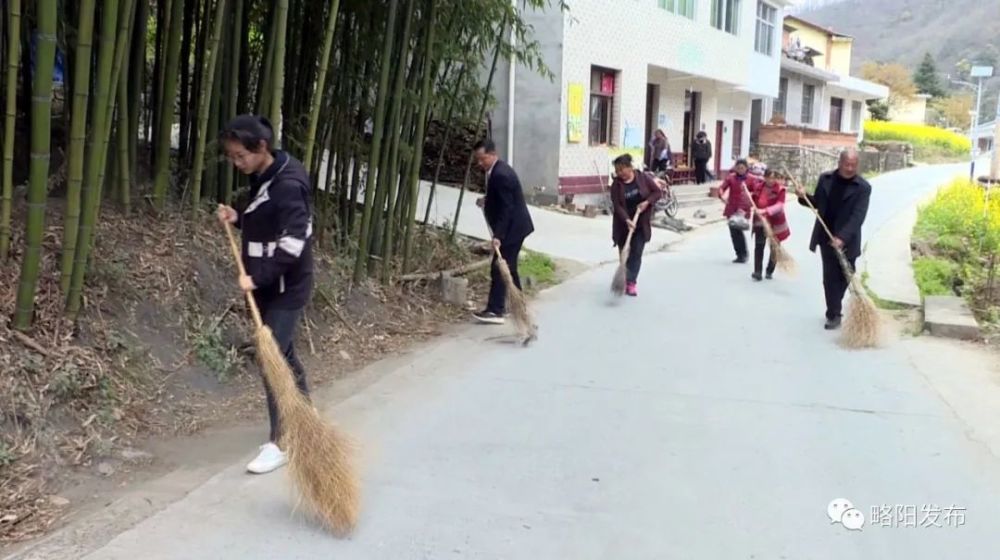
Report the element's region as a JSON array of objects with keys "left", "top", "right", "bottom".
[
  {"left": 645, "top": 84, "right": 660, "bottom": 168},
  {"left": 714, "top": 120, "right": 724, "bottom": 176},
  {"left": 750, "top": 99, "right": 763, "bottom": 153},
  {"left": 830, "top": 97, "right": 844, "bottom": 132},
  {"left": 683, "top": 90, "right": 701, "bottom": 163}
]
